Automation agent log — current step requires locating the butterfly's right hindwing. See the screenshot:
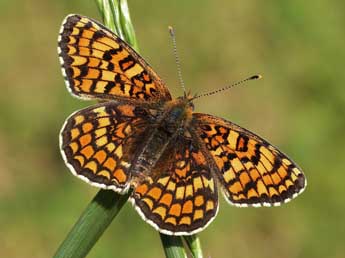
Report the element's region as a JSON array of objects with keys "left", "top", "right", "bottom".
[{"left": 131, "top": 133, "right": 218, "bottom": 235}]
